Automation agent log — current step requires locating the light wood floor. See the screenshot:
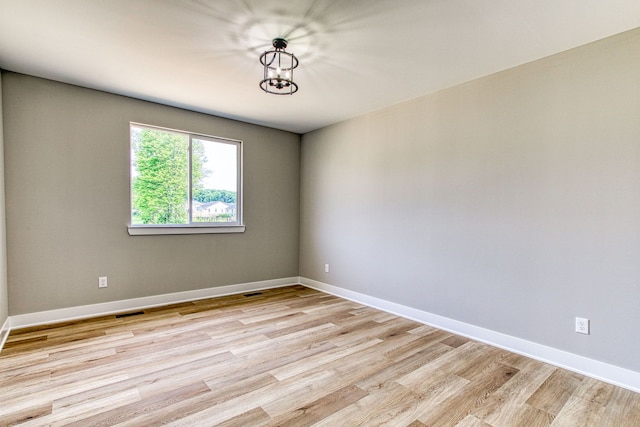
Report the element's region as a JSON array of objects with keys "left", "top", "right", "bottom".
[{"left": 1, "top": 285, "right": 639, "bottom": 426}]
